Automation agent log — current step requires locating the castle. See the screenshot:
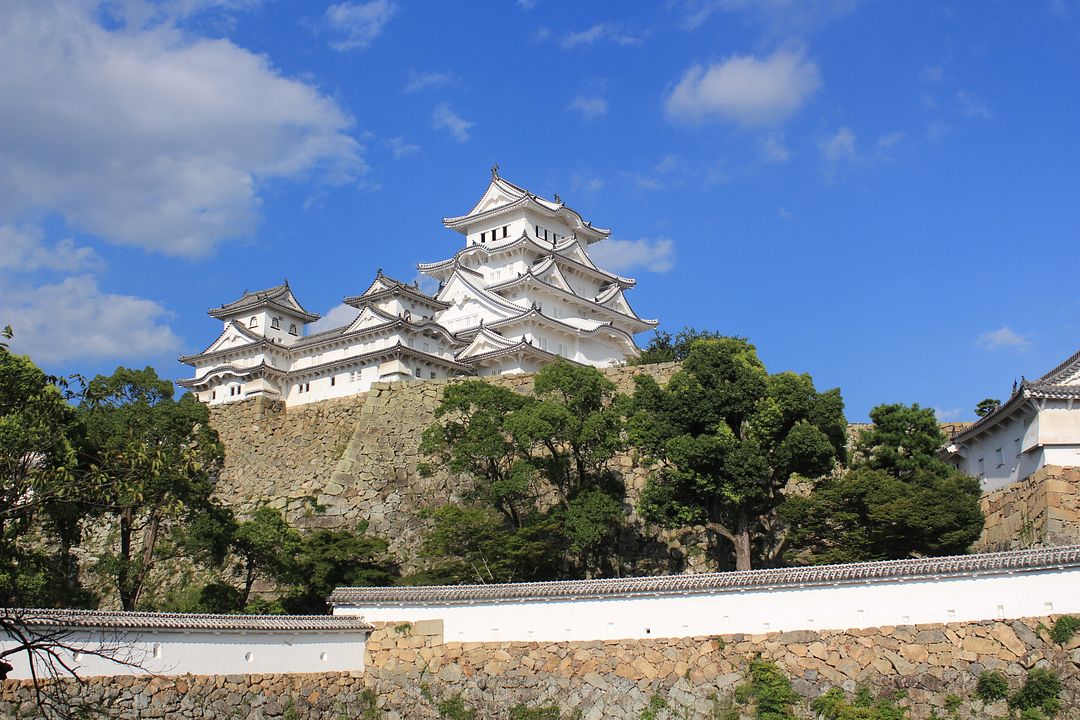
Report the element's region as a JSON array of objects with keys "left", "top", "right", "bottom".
[{"left": 179, "top": 169, "right": 657, "bottom": 406}]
